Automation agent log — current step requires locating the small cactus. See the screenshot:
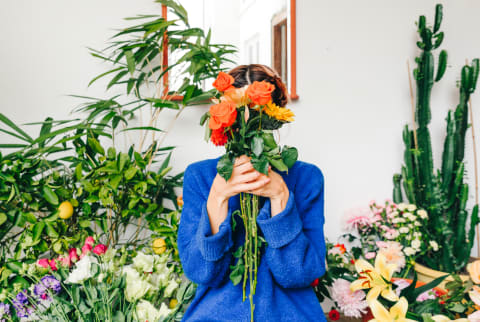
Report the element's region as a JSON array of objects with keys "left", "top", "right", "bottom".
[{"left": 393, "top": 4, "right": 479, "bottom": 272}]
